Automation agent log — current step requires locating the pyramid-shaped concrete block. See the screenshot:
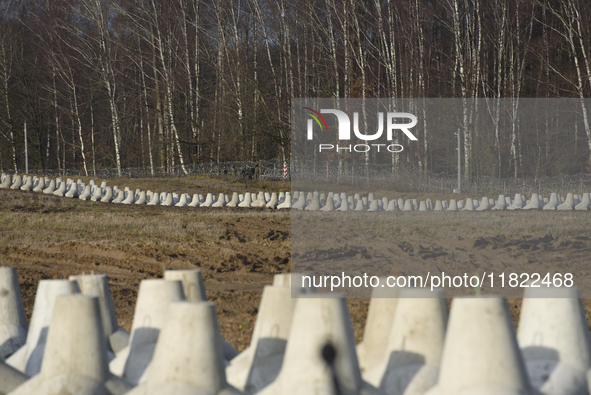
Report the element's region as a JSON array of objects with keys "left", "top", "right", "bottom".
[{"left": 0, "top": 267, "right": 28, "bottom": 360}]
